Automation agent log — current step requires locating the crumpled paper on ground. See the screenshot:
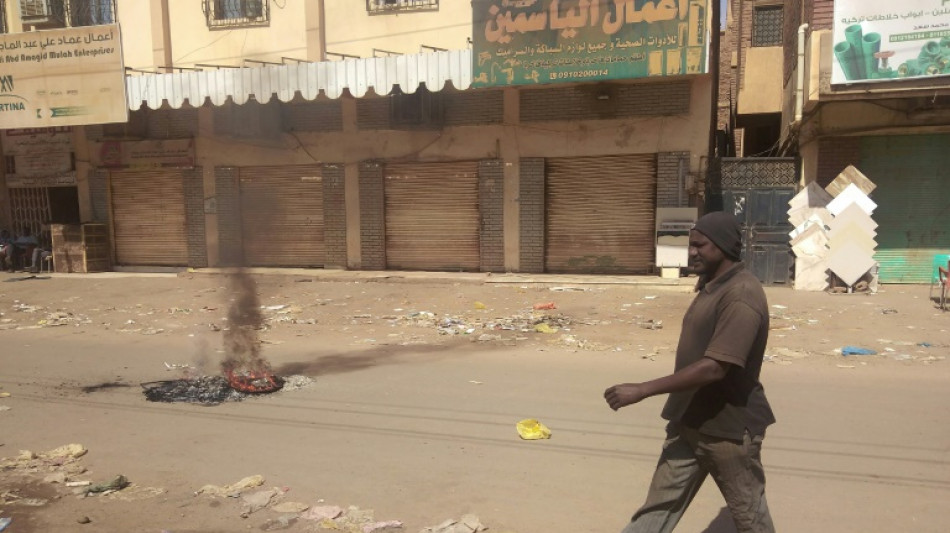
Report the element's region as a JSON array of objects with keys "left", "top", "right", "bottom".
[
  {"left": 421, "top": 514, "right": 486, "bottom": 533},
  {"left": 363, "top": 520, "right": 403, "bottom": 532},
  {"left": 516, "top": 418, "right": 552, "bottom": 440},
  {"left": 300, "top": 505, "right": 343, "bottom": 521},
  {"left": 0, "top": 443, "right": 87, "bottom": 471},
  {"left": 272, "top": 501, "right": 309, "bottom": 514},
  {"left": 195, "top": 474, "right": 264, "bottom": 497},
  {"left": 240, "top": 488, "right": 281, "bottom": 515}
]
